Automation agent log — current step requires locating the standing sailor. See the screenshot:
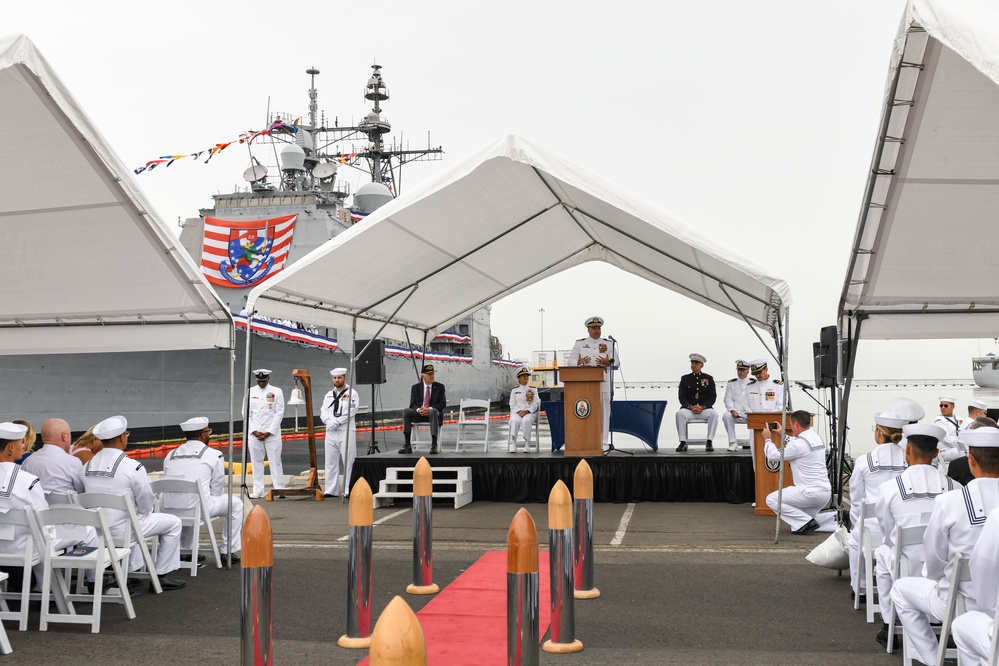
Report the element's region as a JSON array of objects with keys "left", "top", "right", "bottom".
[
  {"left": 320, "top": 367, "right": 359, "bottom": 497},
  {"left": 245, "top": 369, "right": 286, "bottom": 499},
  {"left": 722, "top": 360, "right": 752, "bottom": 452},
  {"left": 568, "top": 316, "right": 617, "bottom": 448},
  {"left": 746, "top": 359, "right": 784, "bottom": 414},
  {"left": 509, "top": 368, "right": 539, "bottom": 453}
]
